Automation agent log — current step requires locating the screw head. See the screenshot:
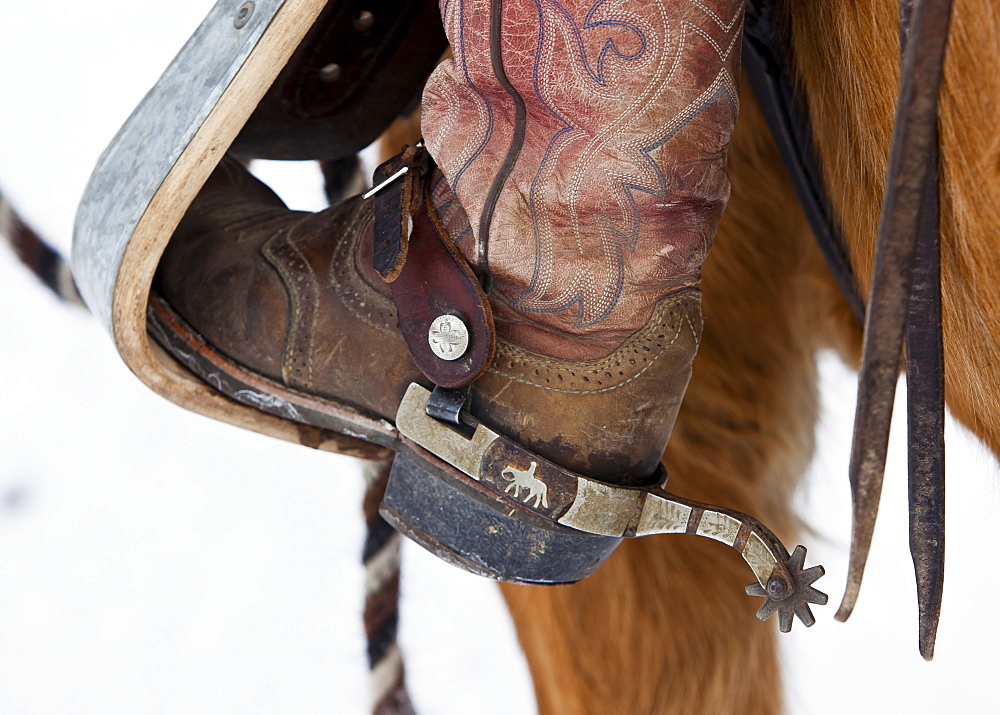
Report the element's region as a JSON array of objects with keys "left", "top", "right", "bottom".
[
  {"left": 428, "top": 315, "right": 470, "bottom": 361},
  {"left": 353, "top": 10, "right": 375, "bottom": 31},
  {"left": 234, "top": 1, "right": 255, "bottom": 29},
  {"left": 318, "top": 63, "right": 342, "bottom": 83},
  {"left": 766, "top": 575, "right": 790, "bottom": 600}
]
